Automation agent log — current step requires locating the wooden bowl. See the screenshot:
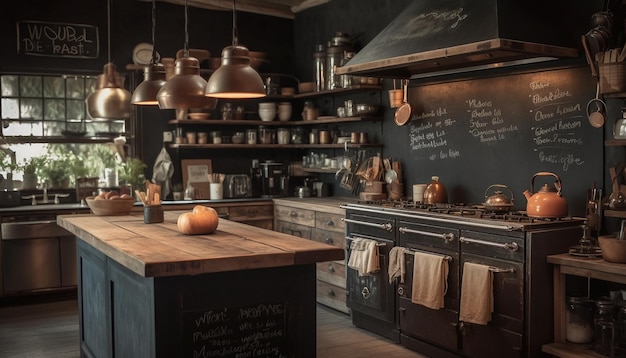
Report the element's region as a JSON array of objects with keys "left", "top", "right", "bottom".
[
  {"left": 598, "top": 235, "right": 626, "bottom": 263},
  {"left": 85, "top": 196, "right": 135, "bottom": 216},
  {"left": 299, "top": 82, "right": 315, "bottom": 93}
]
